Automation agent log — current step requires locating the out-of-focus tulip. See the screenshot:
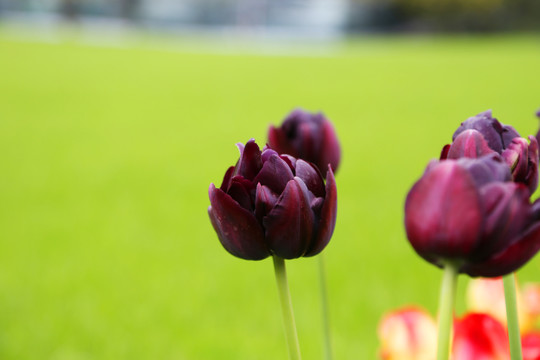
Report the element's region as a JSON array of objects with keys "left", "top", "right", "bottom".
[
  {"left": 378, "top": 307, "right": 437, "bottom": 360},
  {"left": 208, "top": 139, "right": 337, "bottom": 260},
  {"left": 405, "top": 155, "right": 540, "bottom": 277},
  {"left": 441, "top": 110, "right": 539, "bottom": 194},
  {"left": 524, "top": 284, "right": 540, "bottom": 323},
  {"left": 452, "top": 313, "right": 510, "bottom": 360},
  {"left": 466, "top": 276, "right": 528, "bottom": 330},
  {"left": 267, "top": 109, "right": 341, "bottom": 173},
  {"left": 523, "top": 332, "right": 540, "bottom": 360}
]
